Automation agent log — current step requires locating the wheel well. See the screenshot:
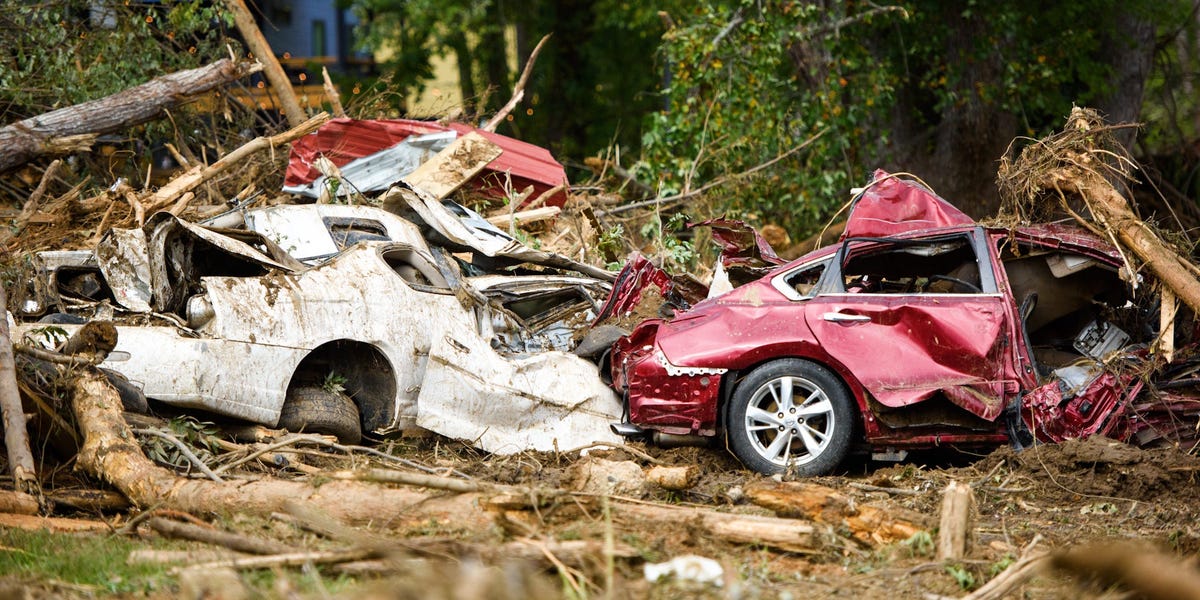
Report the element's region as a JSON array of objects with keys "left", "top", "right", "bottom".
[
  {"left": 719, "top": 356, "right": 862, "bottom": 434},
  {"left": 287, "top": 340, "right": 397, "bottom": 432}
]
